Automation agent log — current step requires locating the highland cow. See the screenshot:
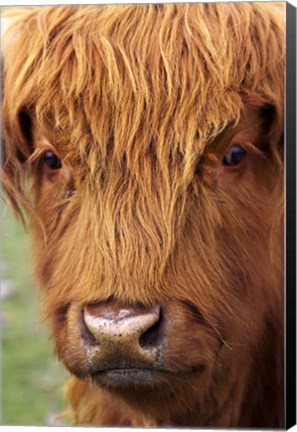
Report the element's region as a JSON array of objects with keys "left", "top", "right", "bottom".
[{"left": 2, "top": 3, "right": 285, "bottom": 428}]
